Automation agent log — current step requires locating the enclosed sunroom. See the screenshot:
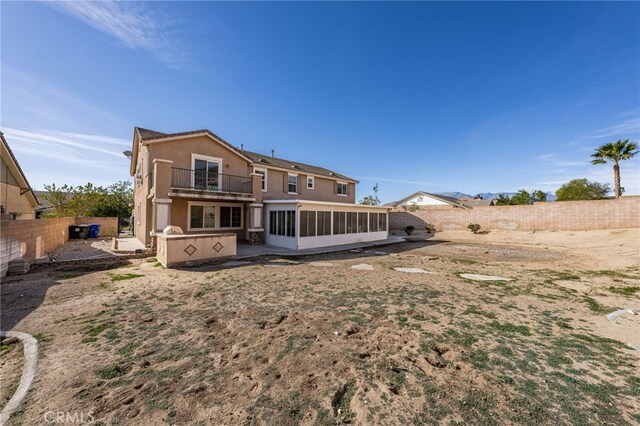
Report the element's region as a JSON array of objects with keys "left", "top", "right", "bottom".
[{"left": 263, "top": 200, "right": 390, "bottom": 250}]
